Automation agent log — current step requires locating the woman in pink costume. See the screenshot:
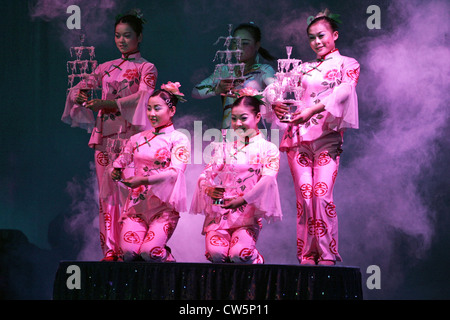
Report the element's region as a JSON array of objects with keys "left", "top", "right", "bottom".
[
  {"left": 190, "top": 90, "right": 282, "bottom": 264},
  {"left": 111, "top": 82, "right": 190, "bottom": 262},
  {"left": 270, "top": 10, "right": 360, "bottom": 265},
  {"left": 62, "top": 11, "right": 158, "bottom": 261}
]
